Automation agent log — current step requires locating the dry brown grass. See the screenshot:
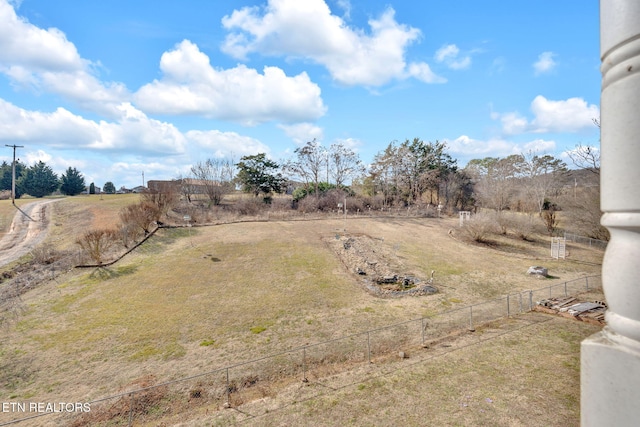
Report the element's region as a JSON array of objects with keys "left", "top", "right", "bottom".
[
  {"left": 0, "top": 206, "right": 604, "bottom": 426},
  {"left": 0, "top": 197, "right": 59, "bottom": 237}
]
